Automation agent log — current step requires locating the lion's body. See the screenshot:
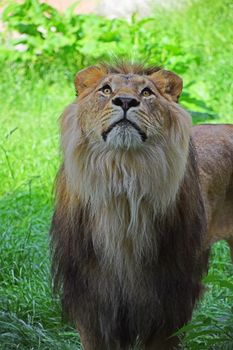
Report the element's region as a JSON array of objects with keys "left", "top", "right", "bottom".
[
  {"left": 50, "top": 63, "right": 233, "bottom": 349},
  {"left": 192, "top": 124, "right": 233, "bottom": 255}
]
